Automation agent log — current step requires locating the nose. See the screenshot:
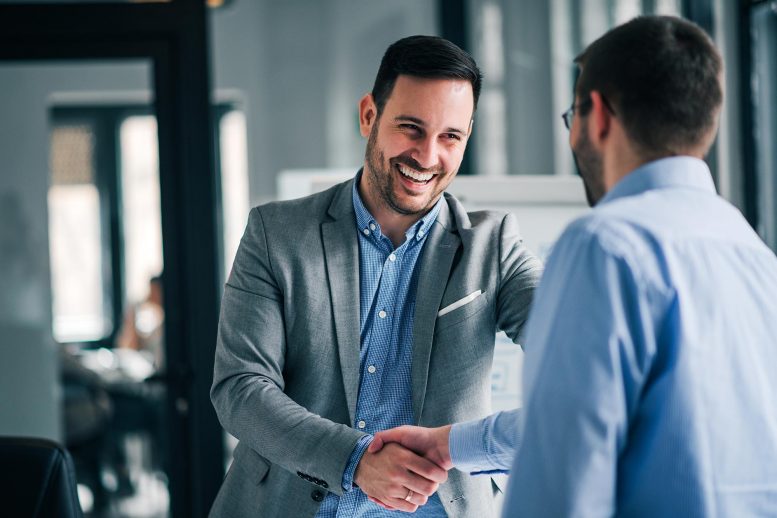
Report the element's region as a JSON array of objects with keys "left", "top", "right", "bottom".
[{"left": 411, "top": 136, "right": 439, "bottom": 170}]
